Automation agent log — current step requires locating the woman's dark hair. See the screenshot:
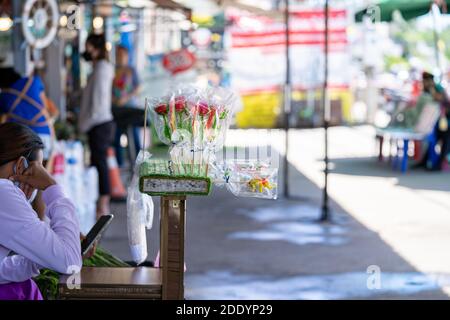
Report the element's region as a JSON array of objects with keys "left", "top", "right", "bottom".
[
  {"left": 0, "top": 67, "right": 21, "bottom": 89},
  {"left": 0, "top": 122, "right": 44, "bottom": 166},
  {"left": 86, "top": 33, "right": 108, "bottom": 61},
  {"left": 422, "top": 72, "right": 434, "bottom": 81}
]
